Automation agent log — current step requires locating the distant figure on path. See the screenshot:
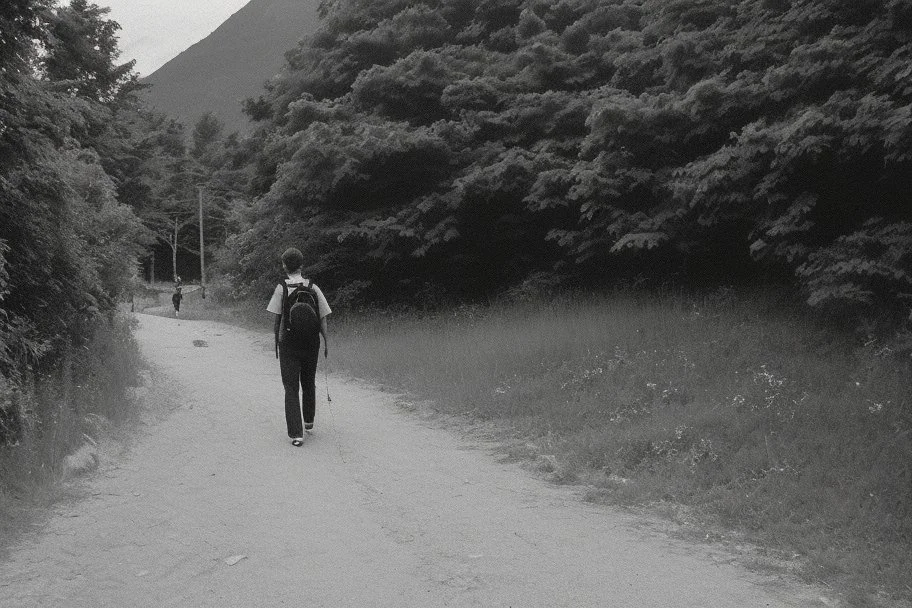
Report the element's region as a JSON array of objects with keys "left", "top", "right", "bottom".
[
  {"left": 175, "top": 275, "right": 182, "bottom": 288},
  {"left": 172, "top": 286, "right": 182, "bottom": 318},
  {"left": 266, "top": 247, "right": 331, "bottom": 447}
]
